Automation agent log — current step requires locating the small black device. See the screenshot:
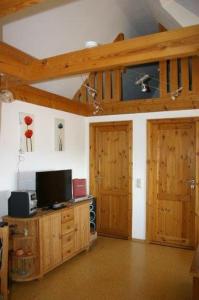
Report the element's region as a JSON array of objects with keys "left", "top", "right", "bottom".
[
  {"left": 36, "top": 169, "right": 72, "bottom": 209},
  {"left": 8, "top": 191, "right": 37, "bottom": 218},
  {"left": 89, "top": 197, "right": 96, "bottom": 232}
]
